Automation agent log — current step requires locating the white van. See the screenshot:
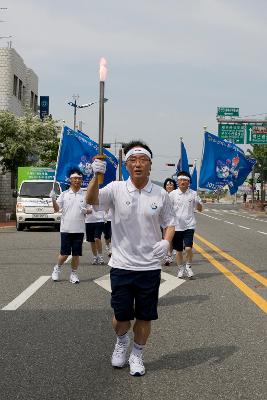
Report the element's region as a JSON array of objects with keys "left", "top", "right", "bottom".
[{"left": 14, "top": 180, "right": 62, "bottom": 231}]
